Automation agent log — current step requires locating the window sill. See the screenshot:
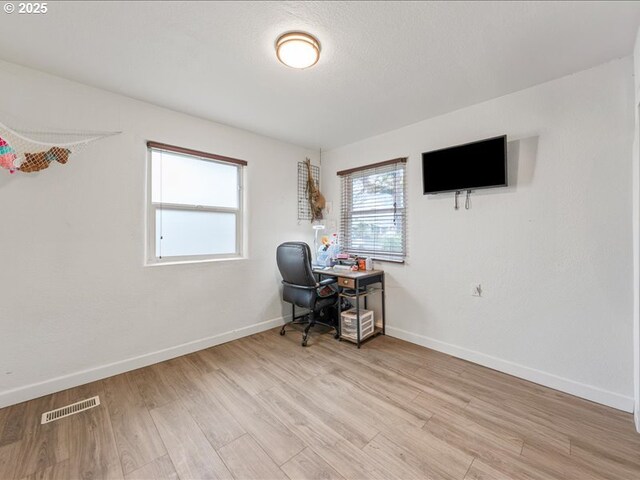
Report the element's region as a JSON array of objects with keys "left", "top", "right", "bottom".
[
  {"left": 144, "top": 256, "right": 248, "bottom": 267},
  {"left": 371, "top": 257, "right": 405, "bottom": 264}
]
